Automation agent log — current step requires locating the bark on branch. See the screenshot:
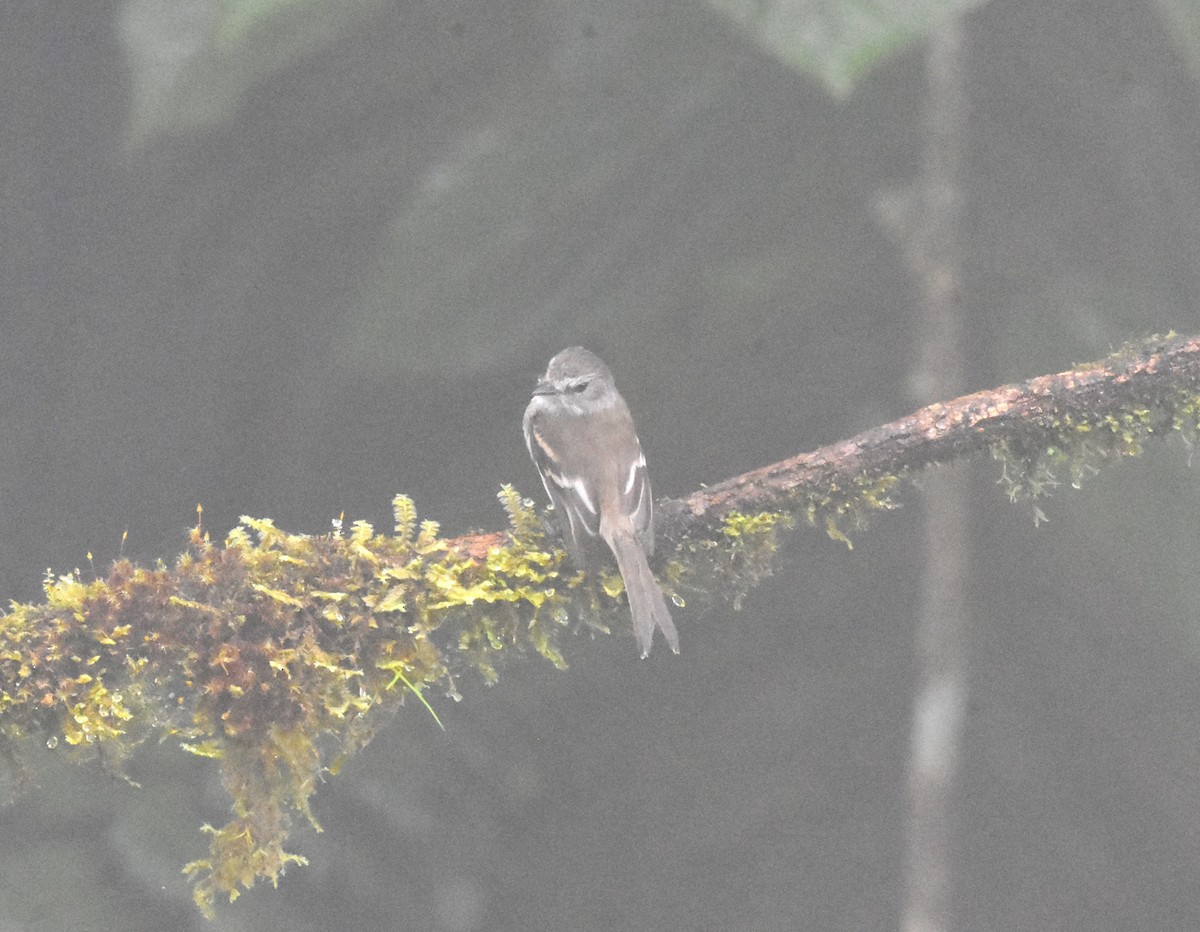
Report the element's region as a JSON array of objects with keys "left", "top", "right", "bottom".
[{"left": 654, "top": 332, "right": 1200, "bottom": 538}]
